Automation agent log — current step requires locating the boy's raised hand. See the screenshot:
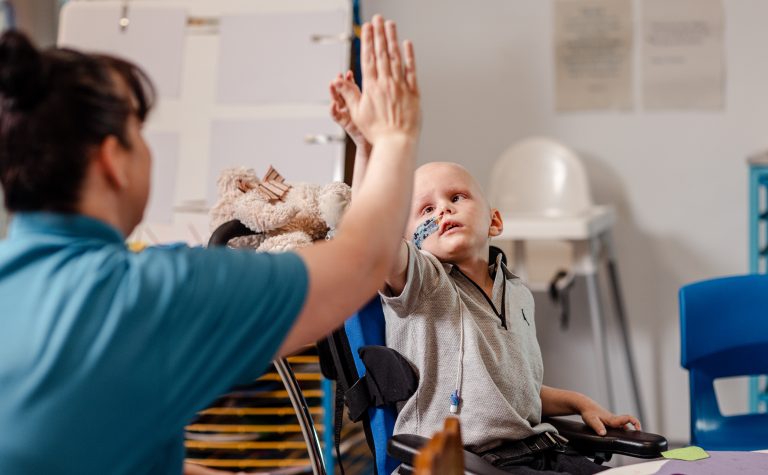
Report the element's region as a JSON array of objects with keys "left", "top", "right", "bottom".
[
  {"left": 332, "top": 15, "right": 420, "bottom": 145},
  {"left": 329, "top": 71, "right": 370, "bottom": 154}
]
